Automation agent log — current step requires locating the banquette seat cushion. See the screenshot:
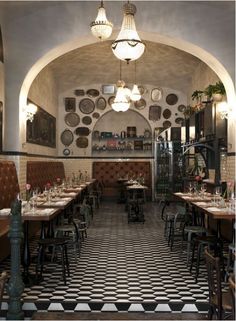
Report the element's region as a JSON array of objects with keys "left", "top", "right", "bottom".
[
  {"left": 27, "top": 161, "right": 65, "bottom": 191},
  {"left": 93, "top": 161, "right": 152, "bottom": 198},
  {"left": 0, "top": 161, "right": 20, "bottom": 260}
]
